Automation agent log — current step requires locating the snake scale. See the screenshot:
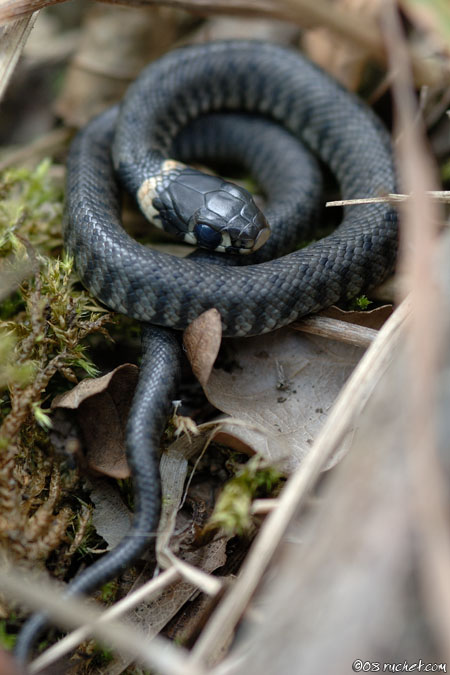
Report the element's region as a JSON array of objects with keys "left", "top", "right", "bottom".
[{"left": 15, "top": 40, "right": 398, "bottom": 663}]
